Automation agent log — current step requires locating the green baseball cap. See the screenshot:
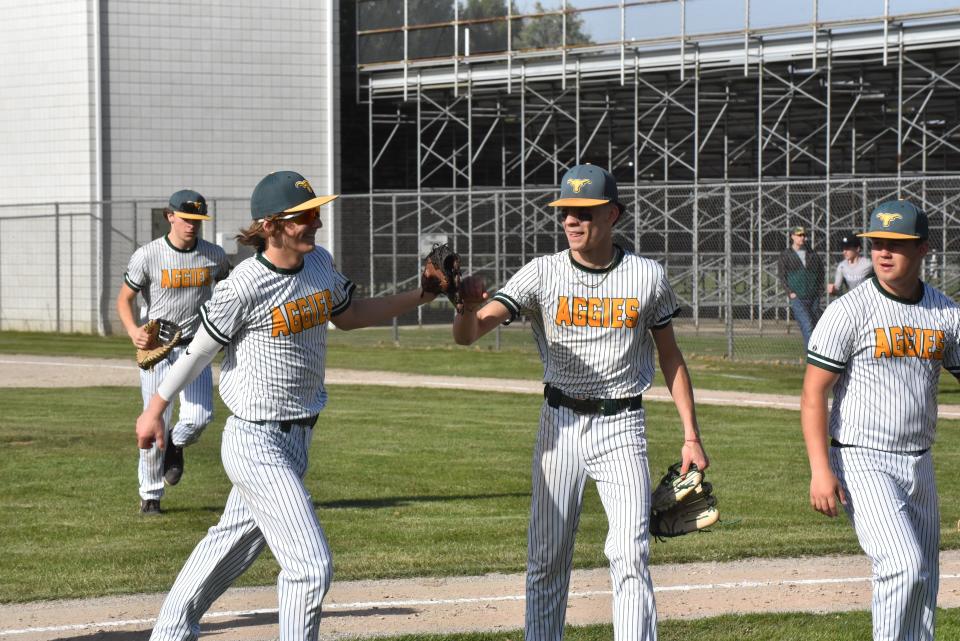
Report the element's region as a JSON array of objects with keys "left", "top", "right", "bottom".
[
  {"left": 549, "top": 164, "right": 624, "bottom": 211},
  {"left": 791, "top": 226, "right": 806, "bottom": 235},
  {"left": 250, "top": 171, "right": 338, "bottom": 220},
  {"left": 169, "top": 190, "right": 211, "bottom": 220},
  {"left": 858, "top": 199, "right": 928, "bottom": 240}
]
